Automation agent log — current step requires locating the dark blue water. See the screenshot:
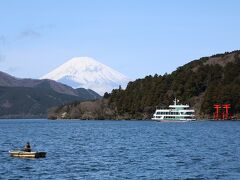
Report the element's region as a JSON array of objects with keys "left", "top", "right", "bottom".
[{"left": 1, "top": 120, "right": 240, "bottom": 179}]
